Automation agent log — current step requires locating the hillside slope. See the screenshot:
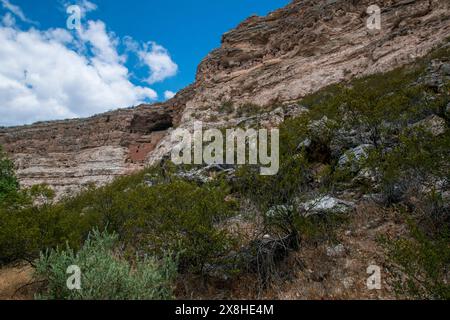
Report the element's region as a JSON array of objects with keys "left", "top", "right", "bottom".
[
  {"left": 0, "top": 0, "right": 449, "bottom": 197},
  {"left": 1, "top": 42, "right": 449, "bottom": 299}
]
